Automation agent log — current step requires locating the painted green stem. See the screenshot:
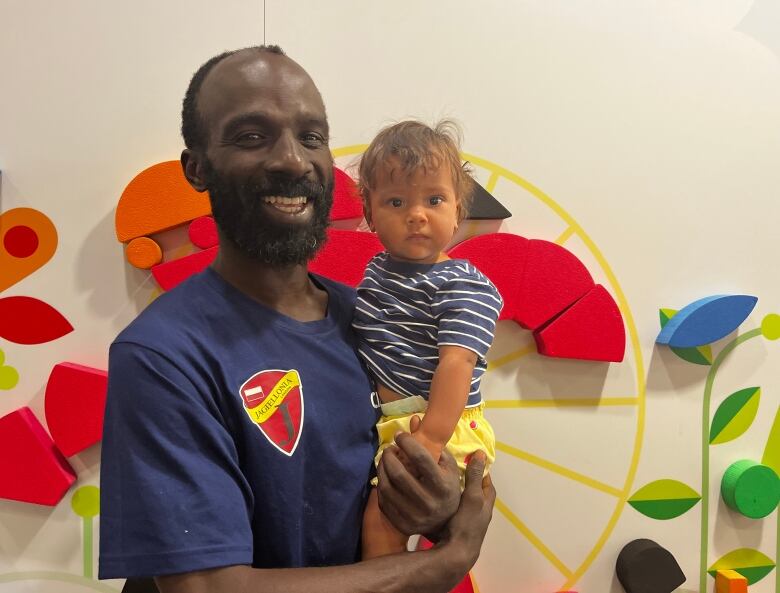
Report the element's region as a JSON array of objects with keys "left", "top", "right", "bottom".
[
  {"left": 699, "top": 328, "right": 763, "bottom": 593},
  {"left": 83, "top": 516, "right": 93, "bottom": 579}
]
